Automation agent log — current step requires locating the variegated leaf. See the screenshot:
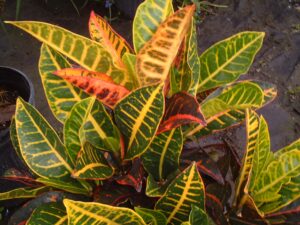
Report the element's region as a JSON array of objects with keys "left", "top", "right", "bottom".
[
  {"left": 27, "top": 202, "right": 67, "bottom": 225},
  {"left": 198, "top": 32, "right": 265, "bottom": 92},
  {"left": 155, "top": 162, "right": 205, "bottom": 225},
  {"left": 184, "top": 205, "right": 209, "bottom": 225},
  {"left": 114, "top": 84, "right": 164, "bottom": 160},
  {"left": 145, "top": 174, "right": 175, "bottom": 197},
  {"left": 274, "top": 138, "right": 300, "bottom": 158},
  {"left": 54, "top": 71, "right": 130, "bottom": 109},
  {"left": 142, "top": 128, "right": 183, "bottom": 181},
  {"left": 122, "top": 52, "right": 140, "bottom": 89},
  {"left": 64, "top": 199, "right": 146, "bottom": 225},
  {"left": 39, "top": 44, "right": 88, "bottom": 123},
  {"left": 135, "top": 207, "right": 167, "bottom": 225},
  {"left": 0, "top": 186, "right": 49, "bottom": 201},
  {"left": 133, "top": 0, "right": 173, "bottom": 53},
  {"left": 73, "top": 142, "right": 114, "bottom": 180},
  {"left": 7, "top": 21, "right": 128, "bottom": 86},
  {"left": 10, "top": 116, "right": 23, "bottom": 163},
  {"left": 136, "top": 5, "right": 195, "bottom": 86}
]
